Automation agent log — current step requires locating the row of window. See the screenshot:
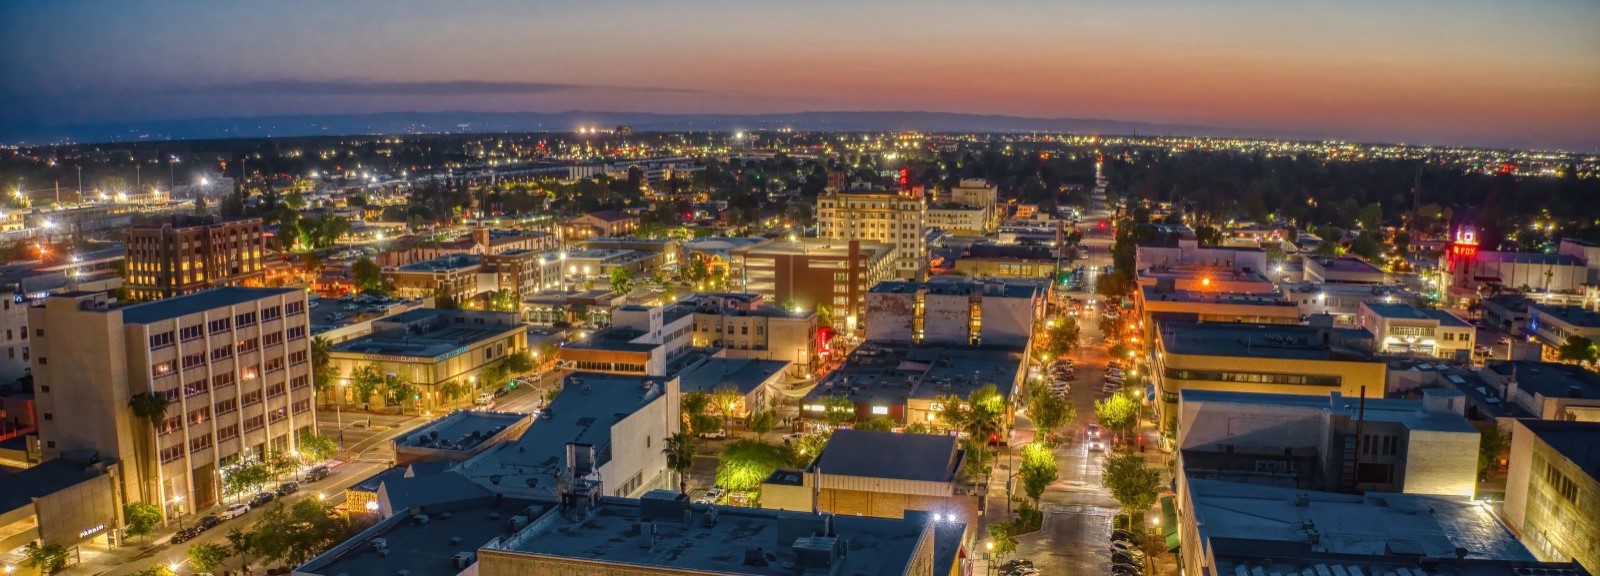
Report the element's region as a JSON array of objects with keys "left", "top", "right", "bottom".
[{"left": 1163, "top": 368, "right": 1342, "bottom": 388}]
